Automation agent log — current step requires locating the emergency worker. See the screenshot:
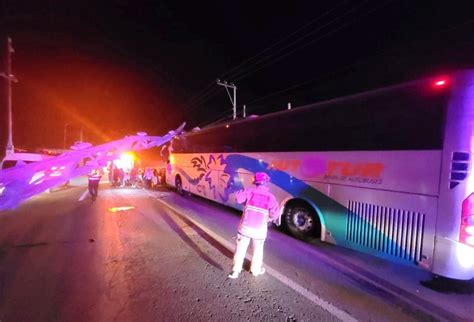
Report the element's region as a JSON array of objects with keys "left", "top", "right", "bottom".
[
  {"left": 228, "top": 172, "right": 280, "bottom": 279},
  {"left": 88, "top": 169, "right": 102, "bottom": 201},
  {"left": 143, "top": 167, "right": 153, "bottom": 189}
]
